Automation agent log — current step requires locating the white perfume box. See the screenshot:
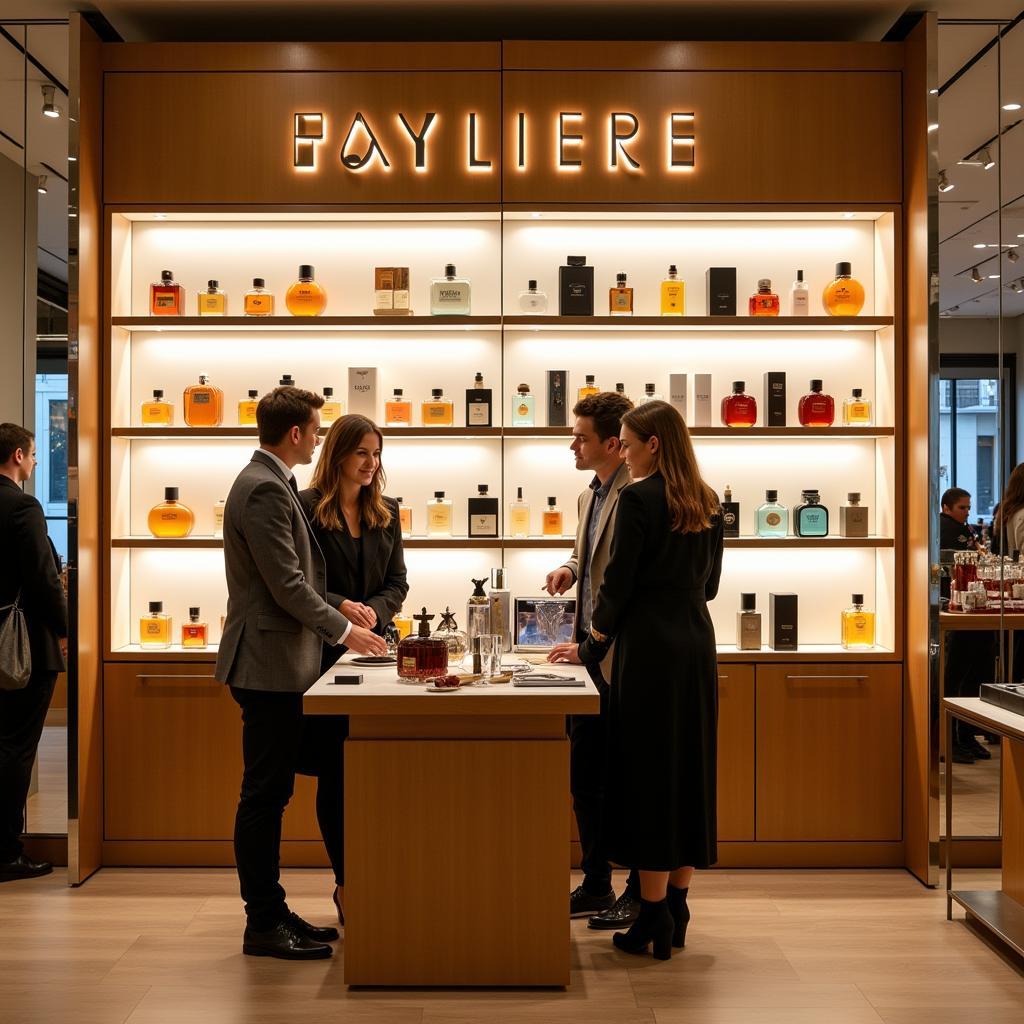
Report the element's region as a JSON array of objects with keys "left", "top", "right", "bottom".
[
  {"left": 348, "top": 367, "right": 377, "bottom": 417},
  {"left": 693, "top": 373, "right": 712, "bottom": 427},
  {"left": 669, "top": 373, "right": 687, "bottom": 422}
]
